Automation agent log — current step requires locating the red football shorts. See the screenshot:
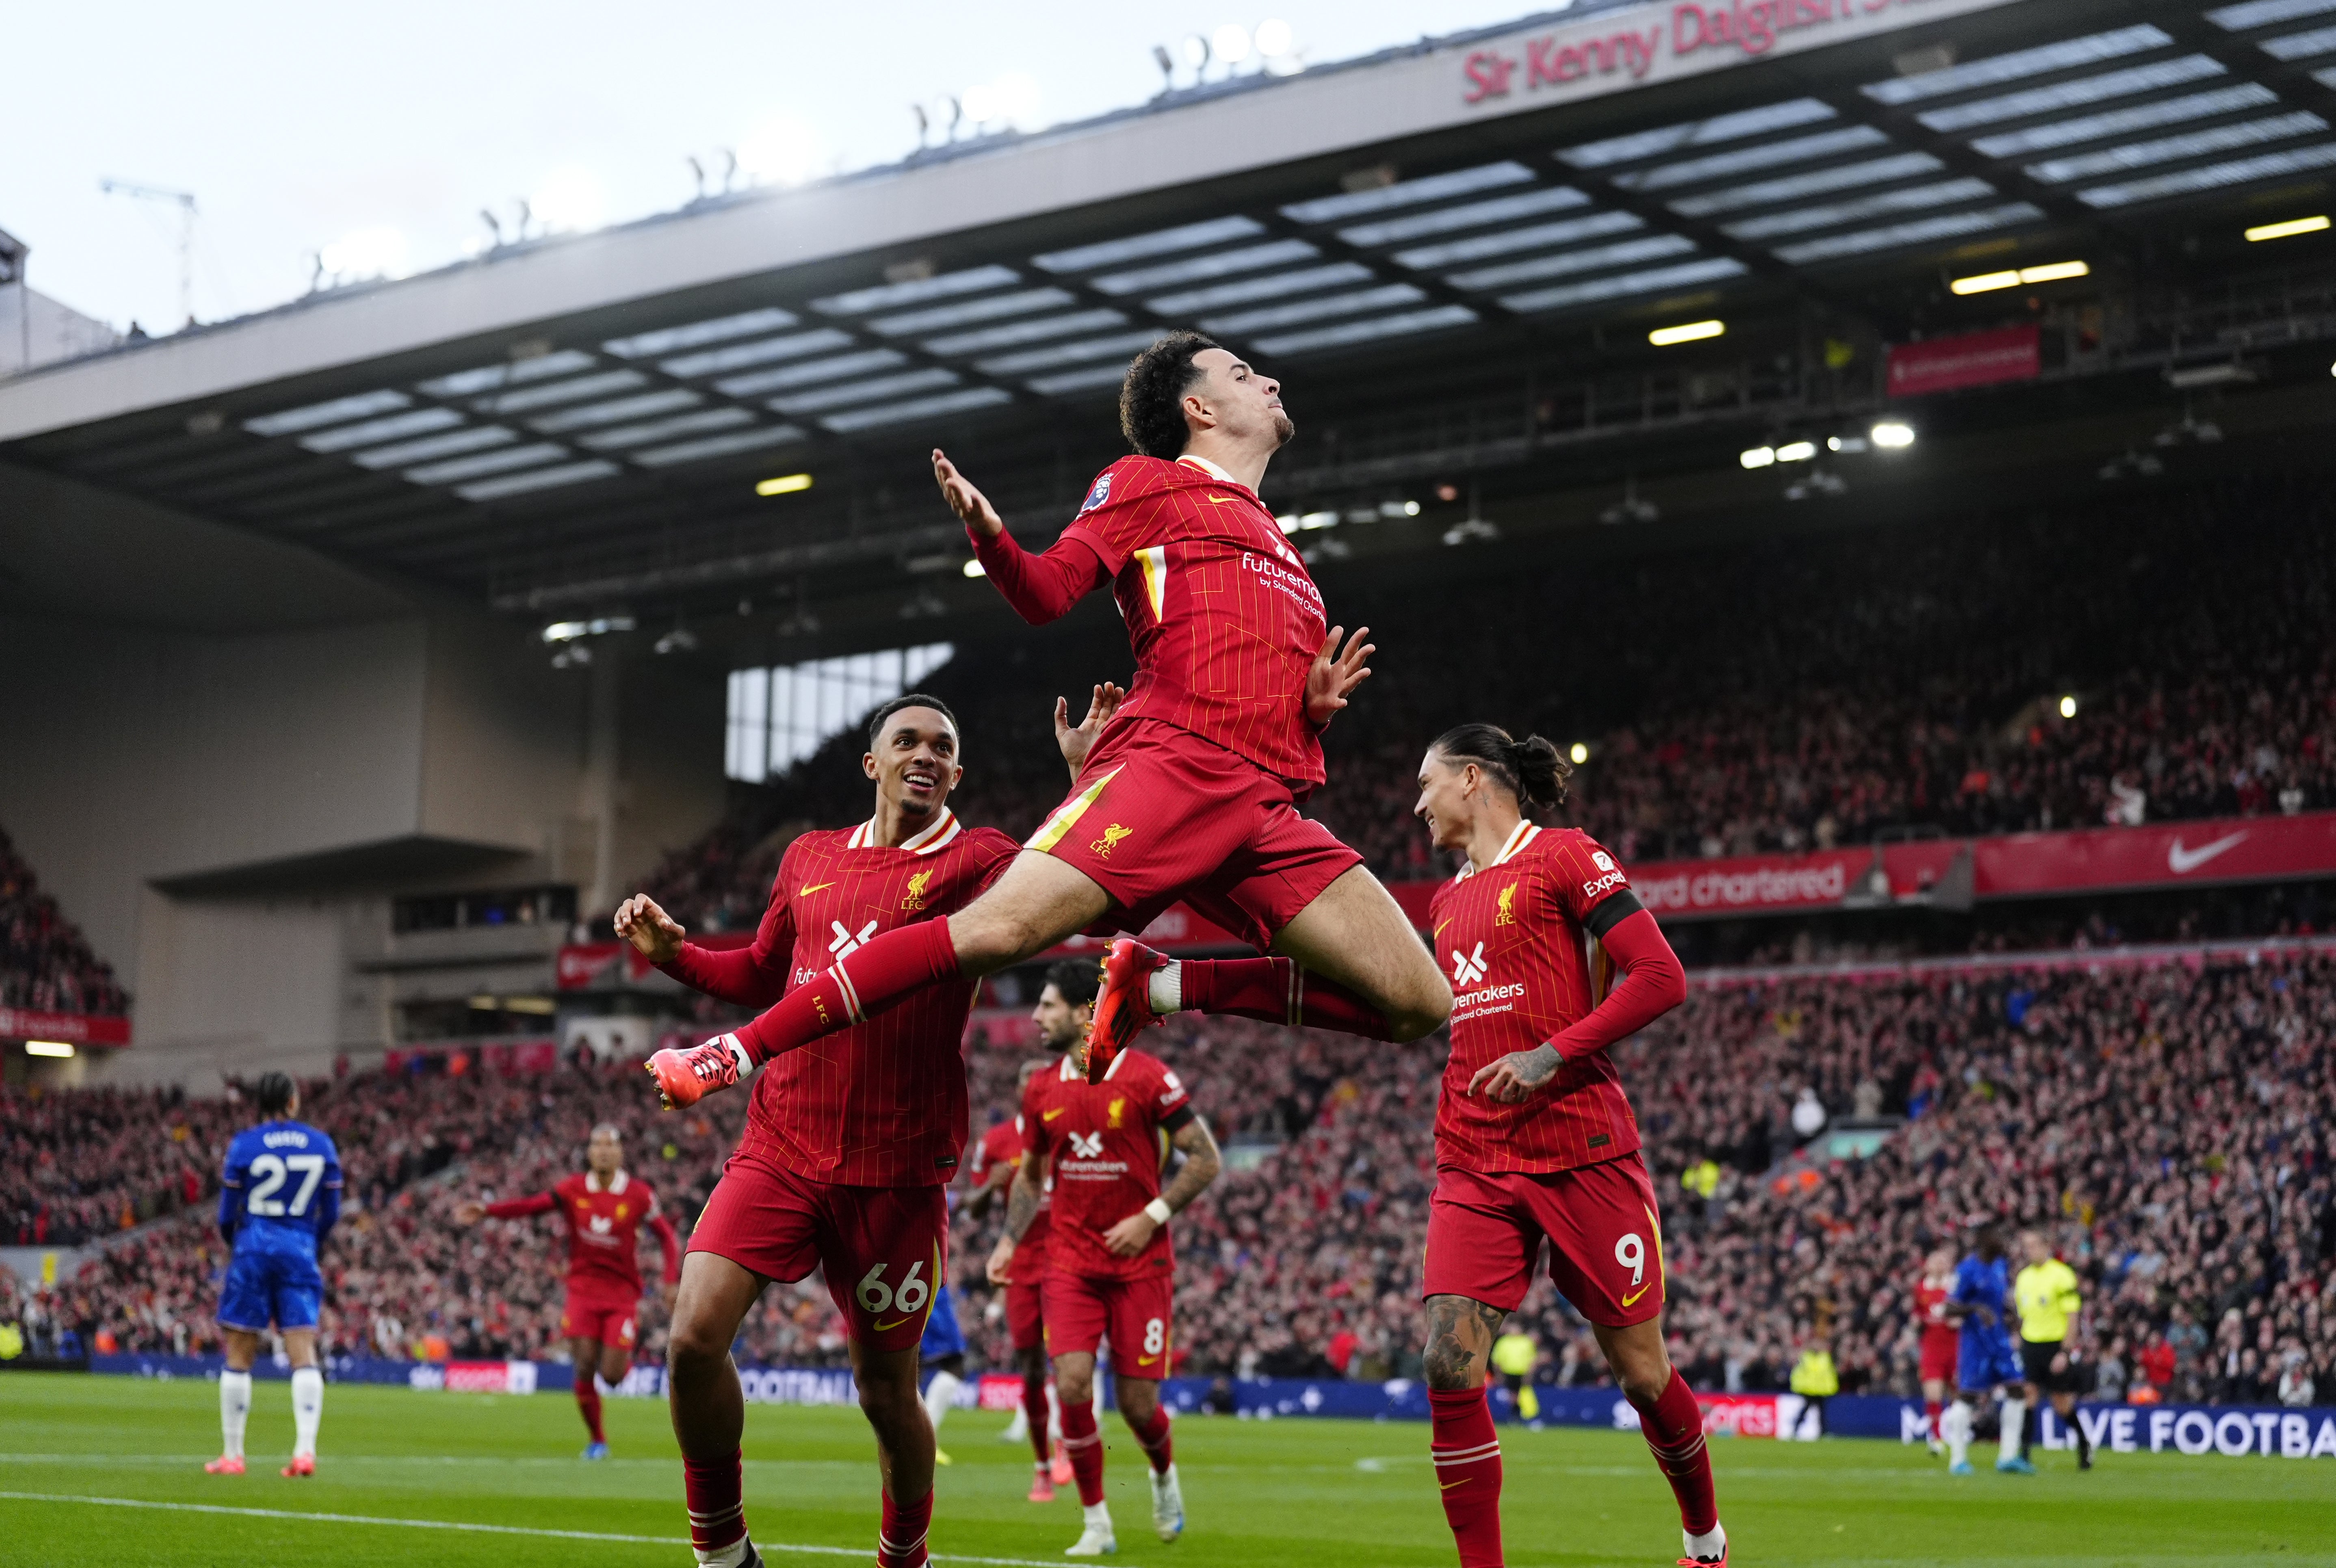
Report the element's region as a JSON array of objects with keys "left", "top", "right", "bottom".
[
  {"left": 1422, "top": 1155, "right": 1667, "bottom": 1328},
  {"left": 1007, "top": 1275, "right": 1046, "bottom": 1352},
  {"left": 1026, "top": 718, "right": 1360, "bottom": 951},
  {"left": 1042, "top": 1270, "right": 1174, "bottom": 1378},
  {"left": 561, "top": 1289, "right": 638, "bottom": 1351},
  {"left": 689, "top": 1148, "right": 947, "bottom": 1354},
  {"left": 1920, "top": 1330, "right": 1961, "bottom": 1385}
]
